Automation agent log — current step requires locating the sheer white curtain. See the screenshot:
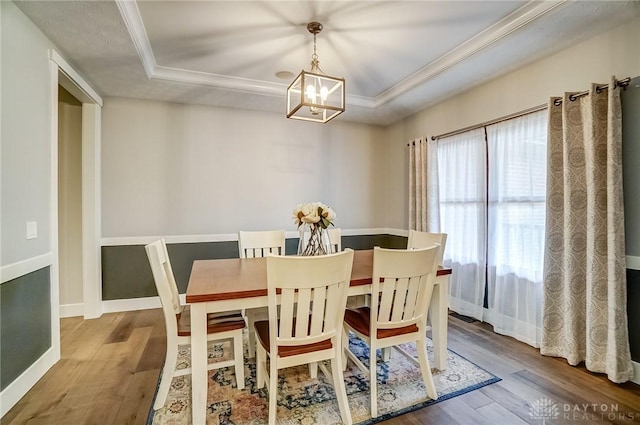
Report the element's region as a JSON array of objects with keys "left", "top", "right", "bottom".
[
  {"left": 485, "top": 110, "right": 547, "bottom": 347},
  {"left": 437, "top": 129, "right": 486, "bottom": 320}
]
